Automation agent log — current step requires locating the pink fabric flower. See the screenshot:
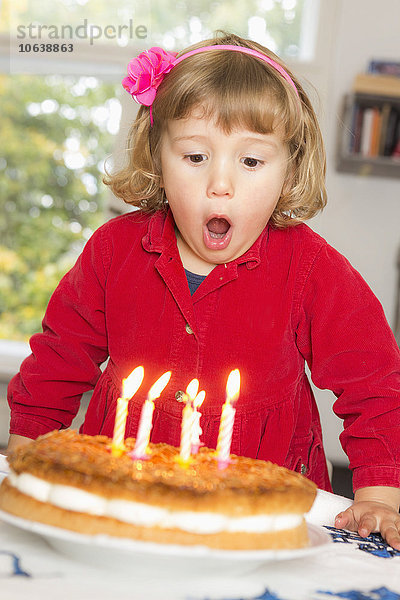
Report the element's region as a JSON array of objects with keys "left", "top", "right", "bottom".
[{"left": 122, "top": 47, "right": 178, "bottom": 106}]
